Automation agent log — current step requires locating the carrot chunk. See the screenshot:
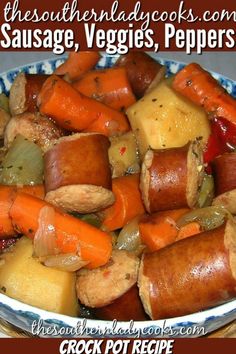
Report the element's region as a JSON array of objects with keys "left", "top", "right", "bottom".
[
  {"left": 173, "top": 63, "right": 236, "bottom": 125},
  {"left": 101, "top": 174, "right": 145, "bottom": 231},
  {"left": 38, "top": 75, "right": 129, "bottom": 135},
  {"left": 9, "top": 193, "right": 112, "bottom": 269},
  {"left": 0, "top": 185, "right": 44, "bottom": 238},
  {"left": 139, "top": 209, "right": 189, "bottom": 252},
  {"left": 54, "top": 51, "right": 100, "bottom": 80},
  {"left": 73, "top": 67, "right": 136, "bottom": 111}
]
